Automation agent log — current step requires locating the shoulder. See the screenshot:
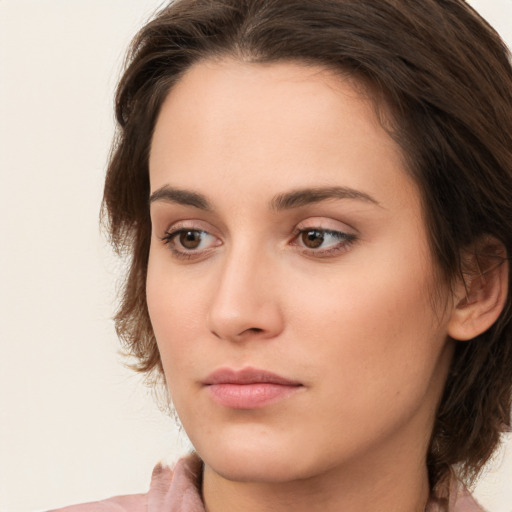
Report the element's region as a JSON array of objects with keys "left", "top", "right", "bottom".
[
  {"left": 449, "top": 486, "right": 487, "bottom": 512},
  {"left": 46, "top": 493, "right": 147, "bottom": 512},
  {"left": 47, "top": 455, "right": 204, "bottom": 512},
  {"left": 427, "top": 475, "right": 488, "bottom": 512}
]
